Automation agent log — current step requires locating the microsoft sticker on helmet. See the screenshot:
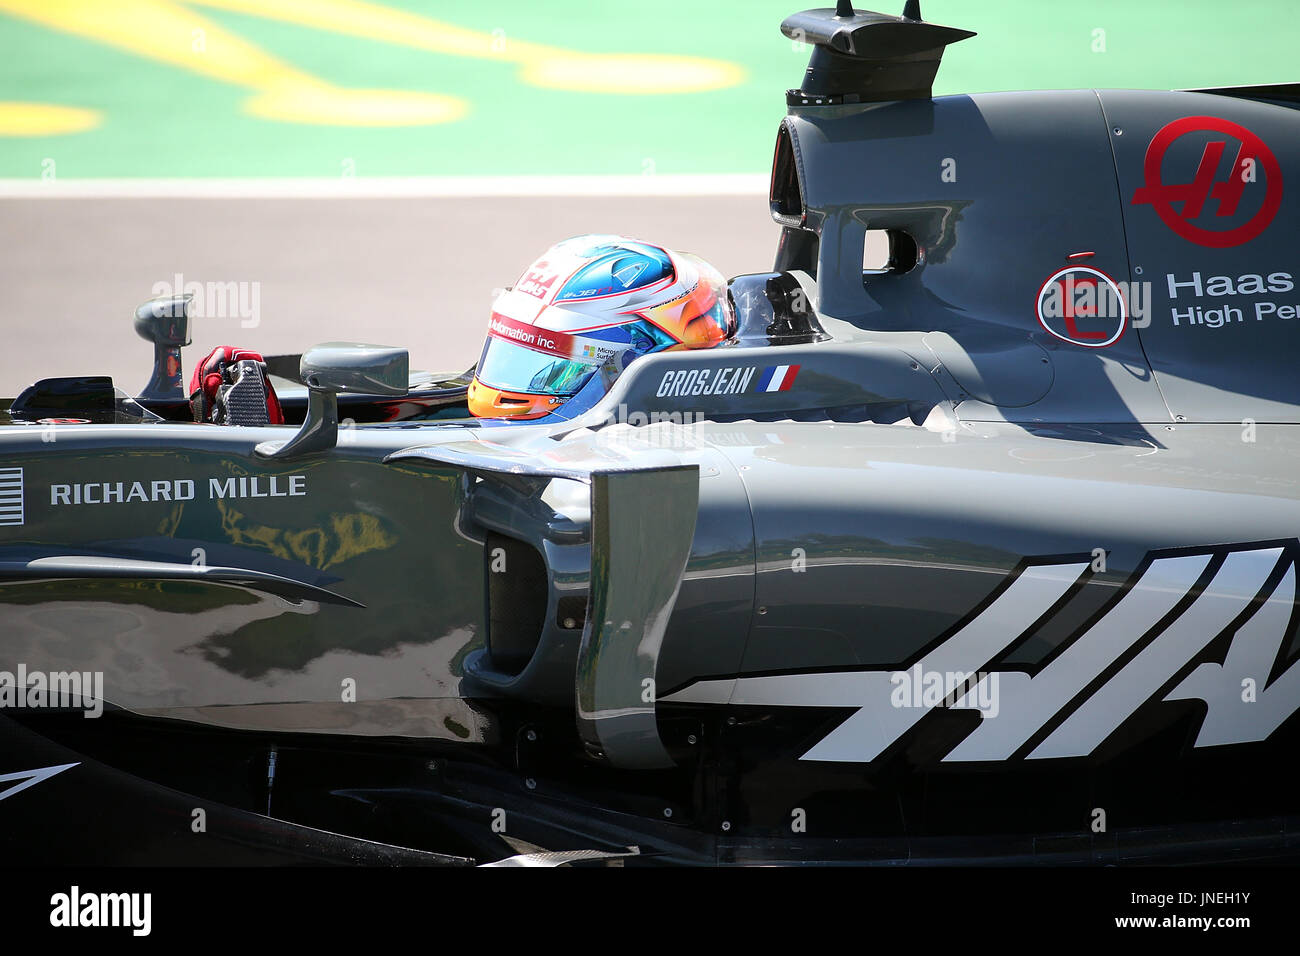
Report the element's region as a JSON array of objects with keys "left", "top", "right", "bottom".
[{"left": 468, "top": 235, "right": 737, "bottom": 419}]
